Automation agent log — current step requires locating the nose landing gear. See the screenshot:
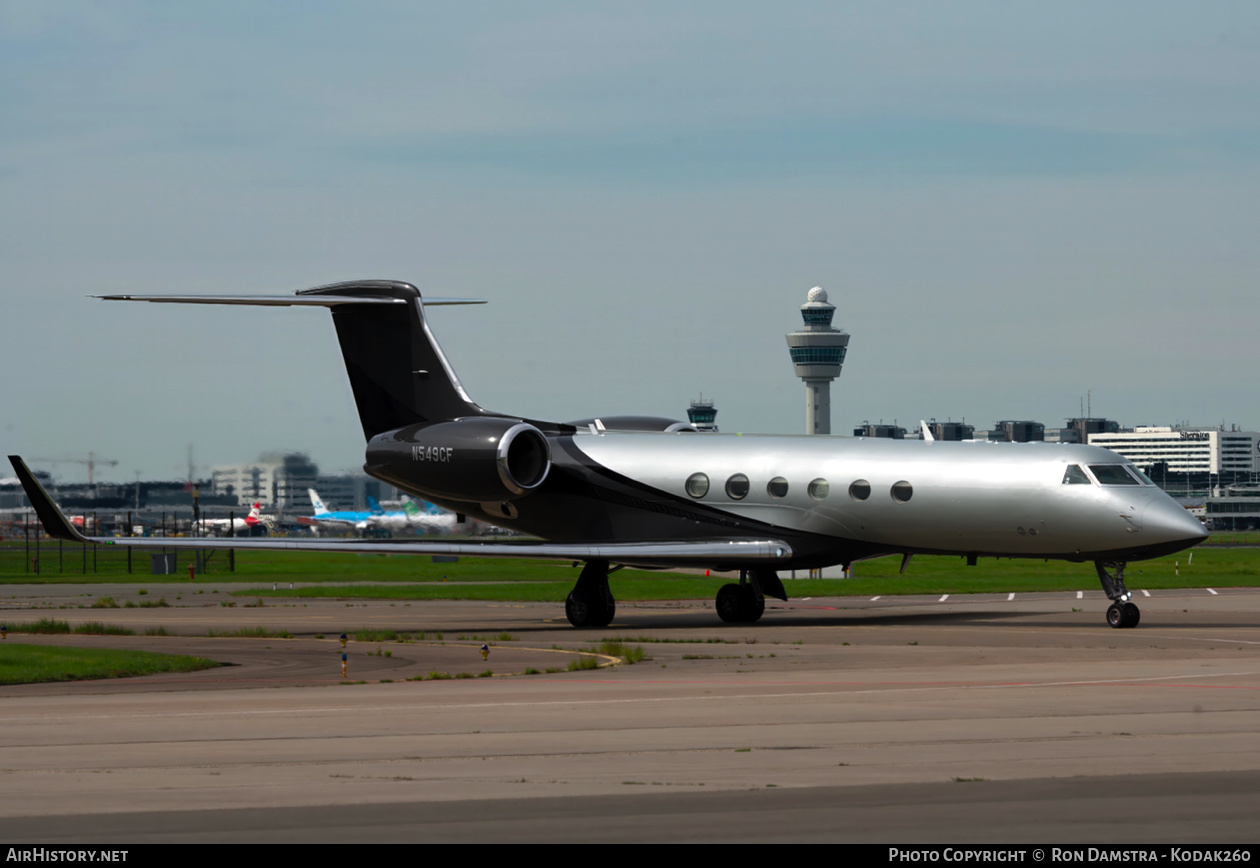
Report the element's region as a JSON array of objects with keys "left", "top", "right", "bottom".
[
  {"left": 1096, "top": 560, "right": 1140, "bottom": 628},
  {"left": 1105, "top": 601, "right": 1141, "bottom": 628}
]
